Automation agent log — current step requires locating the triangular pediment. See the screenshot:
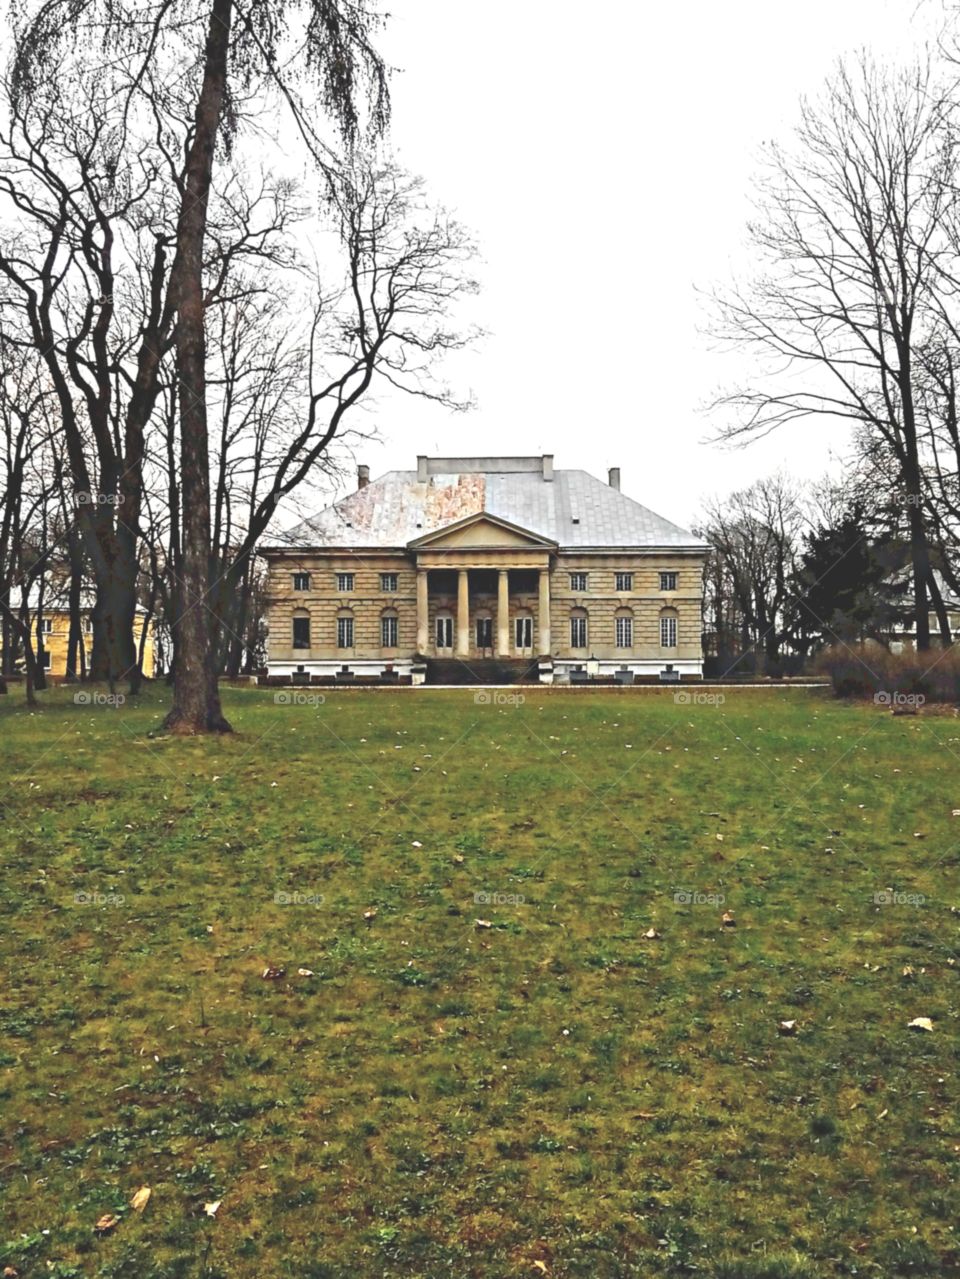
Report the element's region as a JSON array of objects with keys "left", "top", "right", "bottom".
[{"left": 408, "top": 511, "right": 557, "bottom": 550}]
